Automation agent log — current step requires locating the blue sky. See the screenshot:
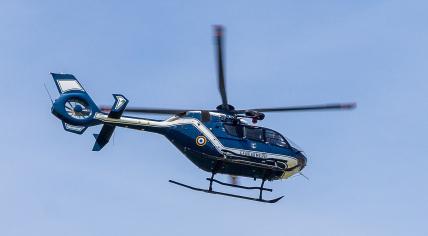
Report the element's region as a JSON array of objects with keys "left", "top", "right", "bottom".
[{"left": 1, "top": 0, "right": 427, "bottom": 235}]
